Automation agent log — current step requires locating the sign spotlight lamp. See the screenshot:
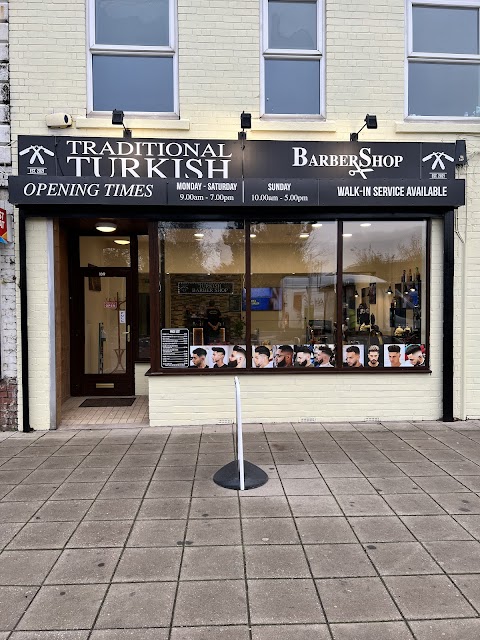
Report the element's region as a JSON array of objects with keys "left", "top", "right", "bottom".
[
  {"left": 112, "top": 109, "right": 132, "bottom": 138},
  {"left": 238, "top": 111, "right": 251, "bottom": 147},
  {"left": 350, "top": 114, "right": 377, "bottom": 142}
]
